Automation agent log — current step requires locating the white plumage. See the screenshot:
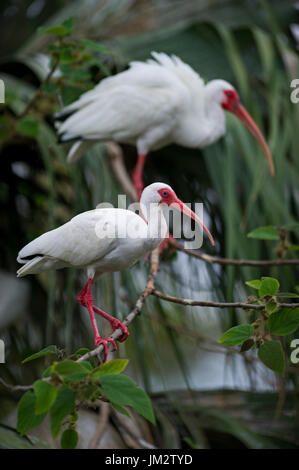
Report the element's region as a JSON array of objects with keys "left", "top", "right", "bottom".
[
  {"left": 56, "top": 52, "right": 228, "bottom": 156},
  {"left": 55, "top": 52, "right": 274, "bottom": 191},
  {"left": 17, "top": 183, "right": 214, "bottom": 360}
]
